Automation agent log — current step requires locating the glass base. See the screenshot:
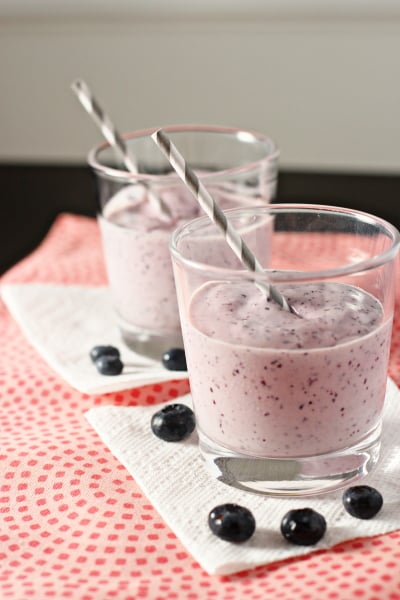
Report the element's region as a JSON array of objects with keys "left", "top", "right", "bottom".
[
  {"left": 118, "top": 319, "right": 184, "bottom": 361},
  {"left": 199, "top": 426, "right": 382, "bottom": 497}
]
